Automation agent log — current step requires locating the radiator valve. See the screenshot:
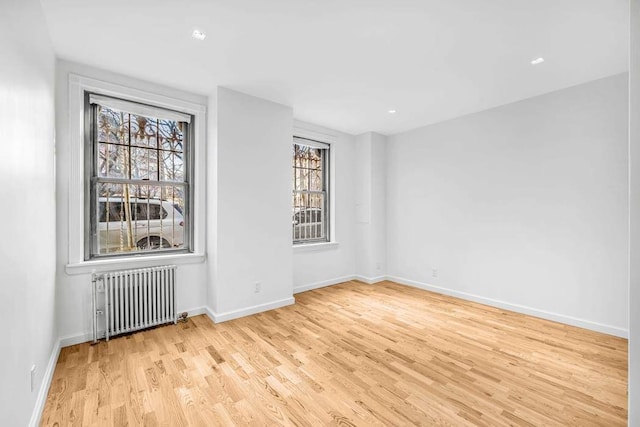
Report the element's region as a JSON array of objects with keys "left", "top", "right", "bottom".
[{"left": 178, "top": 312, "right": 188, "bottom": 323}]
